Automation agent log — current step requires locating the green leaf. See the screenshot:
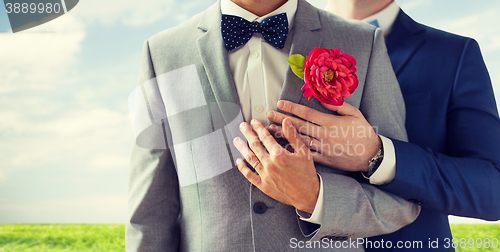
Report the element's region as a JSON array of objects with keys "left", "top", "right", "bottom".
[{"left": 286, "top": 54, "right": 305, "bottom": 80}]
